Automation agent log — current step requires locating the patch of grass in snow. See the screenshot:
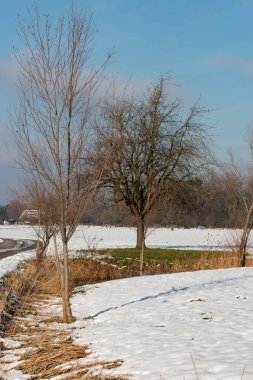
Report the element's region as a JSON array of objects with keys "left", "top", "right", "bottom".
[
  {"left": 89, "top": 248, "right": 252, "bottom": 275},
  {"left": 96, "top": 247, "right": 229, "bottom": 261}
]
